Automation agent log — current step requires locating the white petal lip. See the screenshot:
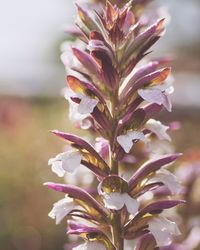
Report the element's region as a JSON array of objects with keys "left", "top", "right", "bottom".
[
  {"left": 51, "top": 161, "right": 65, "bottom": 177},
  {"left": 73, "top": 242, "right": 107, "bottom": 250},
  {"left": 146, "top": 119, "right": 171, "bottom": 141},
  {"left": 48, "top": 151, "right": 82, "bottom": 176},
  {"left": 138, "top": 88, "right": 172, "bottom": 112},
  {"left": 103, "top": 192, "right": 139, "bottom": 215},
  {"left": 77, "top": 95, "right": 99, "bottom": 115},
  {"left": 68, "top": 102, "right": 92, "bottom": 129},
  {"left": 149, "top": 216, "right": 181, "bottom": 247},
  {"left": 61, "top": 151, "right": 82, "bottom": 174},
  {"left": 103, "top": 192, "right": 125, "bottom": 210},
  {"left": 123, "top": 193, "right": 139, "bottom": 215},
  {"left": 69, "top": 101, "right": 89, "bottom": 121},
  {"left": 64, "top": 87, "right": 99, "bottom": 115},
  {"left": 149, "top": 168, "right": 182, "bottom": 195},
  {"left": 117, "top": 131, "right": 146, "bottom": 153},
  {"left": 48, "top": 154, "right": 65, "bottom": 177},
  {"left": 48, "top": 197, "right": 75, "bottom": 224}
]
